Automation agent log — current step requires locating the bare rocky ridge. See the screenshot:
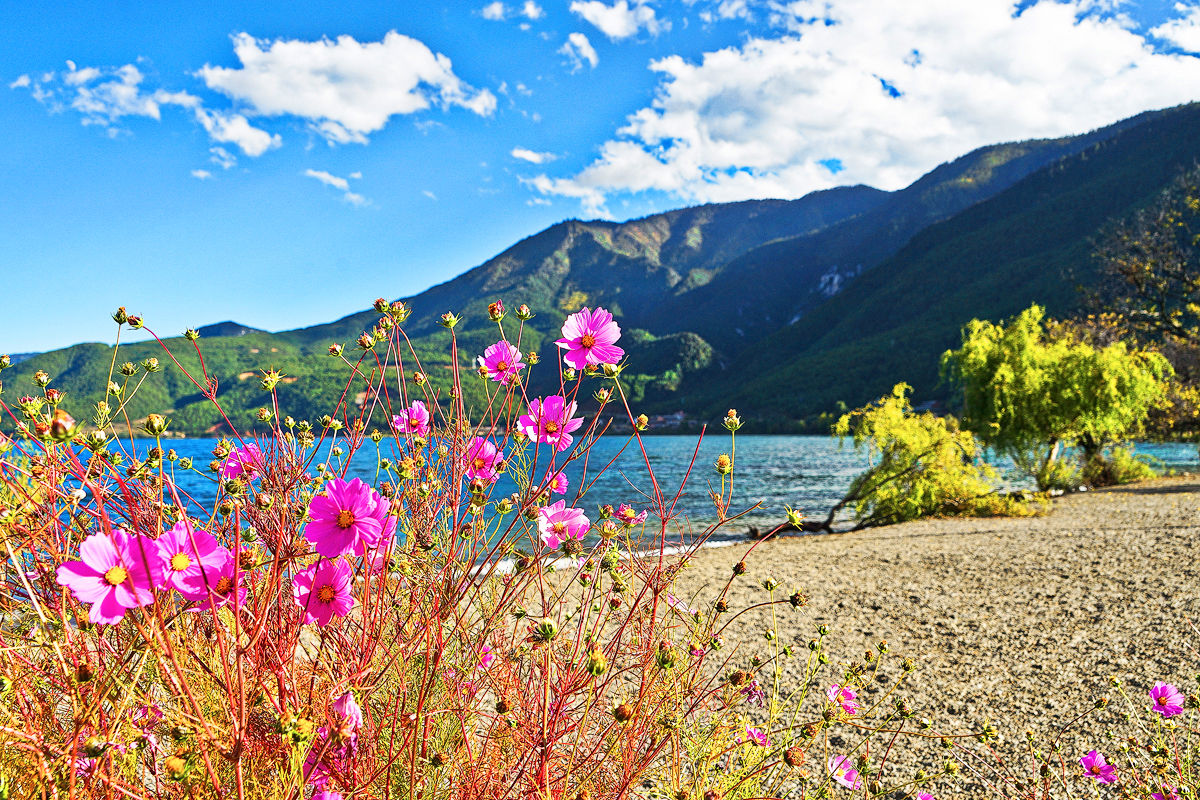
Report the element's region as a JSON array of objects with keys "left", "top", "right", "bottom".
[{"left": 678, "top": 477, "right": 1200, "bottom": 798}]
